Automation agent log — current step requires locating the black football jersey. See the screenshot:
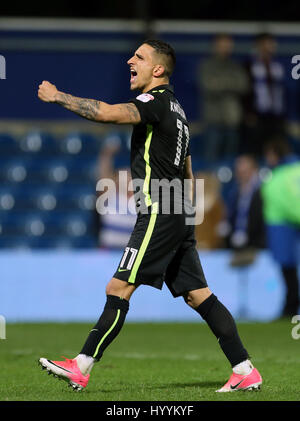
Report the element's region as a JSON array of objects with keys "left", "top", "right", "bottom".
[{"left": 129, "top": 84, "right": 191, "bottom": 212}]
